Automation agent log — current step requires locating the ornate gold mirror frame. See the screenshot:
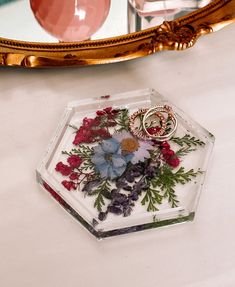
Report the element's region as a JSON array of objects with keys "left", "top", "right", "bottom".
[{"left": 0, "top": 0, "right": 234, "bottom": 68}]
